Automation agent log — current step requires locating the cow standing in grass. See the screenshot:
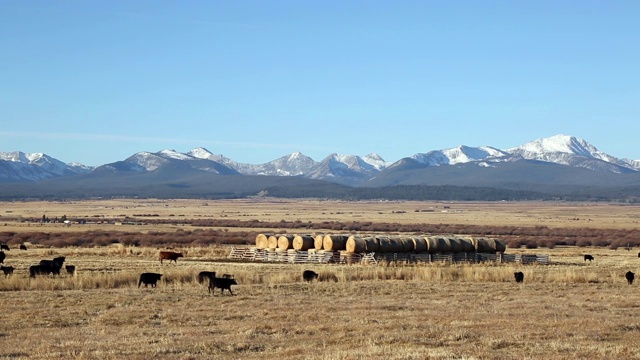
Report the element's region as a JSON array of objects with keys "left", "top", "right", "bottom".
[
  {"left": 626, "top": 271, "right": 635, "bottom": 285},
  {"left": 138, "top": 273, "right": 163, "bottom": 288},
  {"left": 514, "top": 272, "right": 524, "bottom": 283},
  {"left": 584, "top": 255, "right": 594, "bottom": 262},
  {"left": 1, "top": 265, "right": 14, "bottom": 277},
  {"left": 303, "top": 270, "right": 319, "bottom": 282},
  {"left": 159, "top": 251, "right": 183, "bottom": 264},
  {"left": 208, "top": 276, "right": 237, "bottom": 295}
]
